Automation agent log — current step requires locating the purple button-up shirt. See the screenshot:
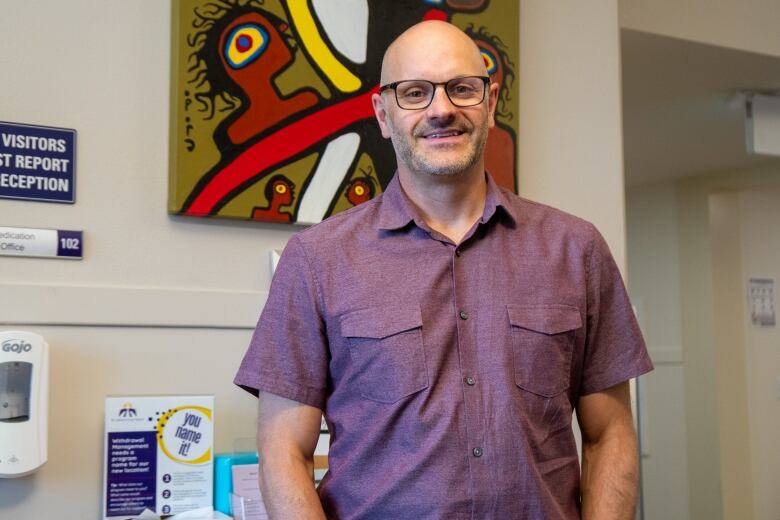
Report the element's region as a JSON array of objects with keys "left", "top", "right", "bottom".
[{"left": 235, "top": 173, "right": 653, "bottom": 519}]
